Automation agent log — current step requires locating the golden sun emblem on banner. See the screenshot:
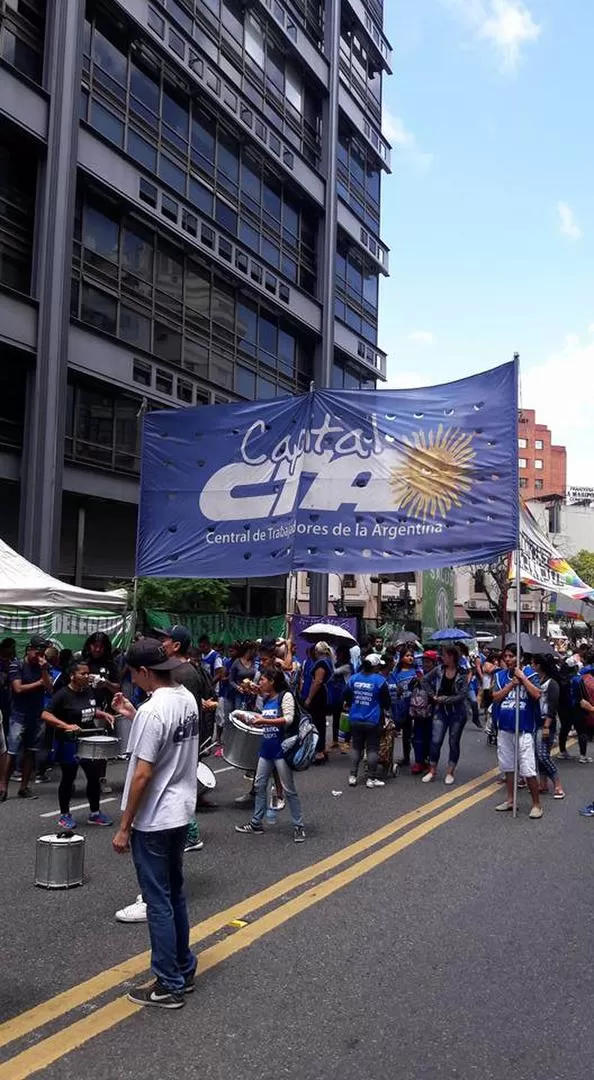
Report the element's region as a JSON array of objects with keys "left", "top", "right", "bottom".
[{"left": 391, "top": 425, "right": 476, "bottom": 519}]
